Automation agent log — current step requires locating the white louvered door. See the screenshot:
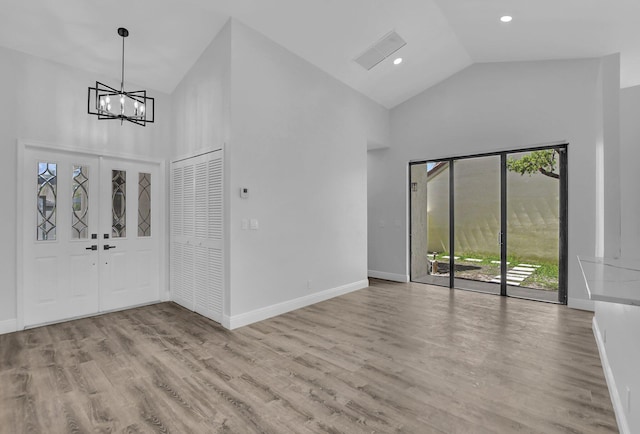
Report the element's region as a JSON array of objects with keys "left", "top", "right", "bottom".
[{"left": 170, "top": 150, "right": 224, "bottom": 323}]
